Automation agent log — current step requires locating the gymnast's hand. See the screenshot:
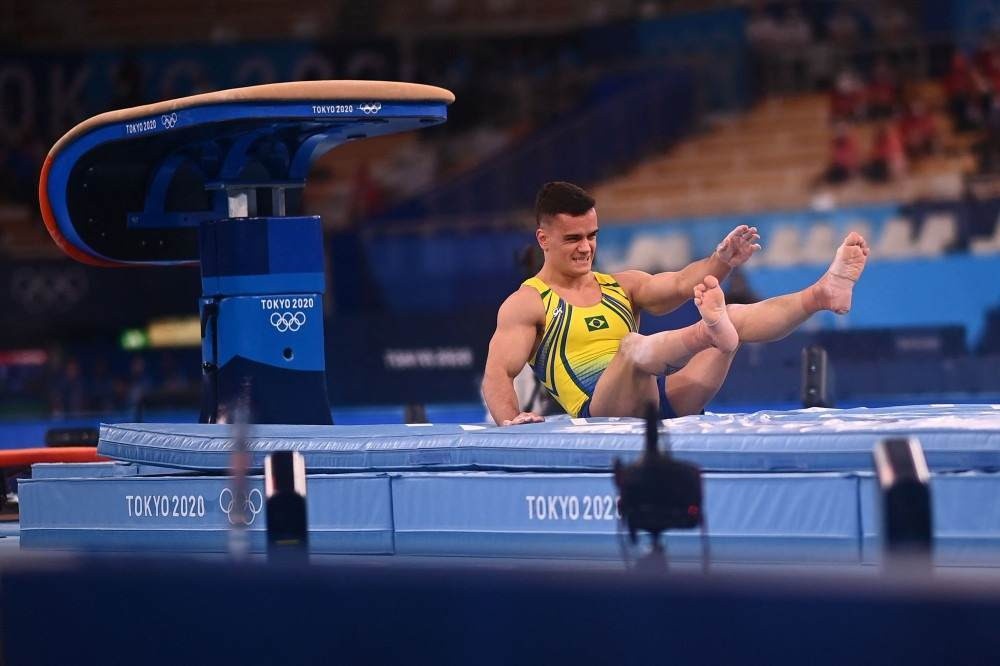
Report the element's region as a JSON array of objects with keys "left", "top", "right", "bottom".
[
  {"left": 715, "top": 225, "right": 761, "bottom": 268},
  {"left": 501, "top": 412, "right": 545, "bottom": 426}
]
